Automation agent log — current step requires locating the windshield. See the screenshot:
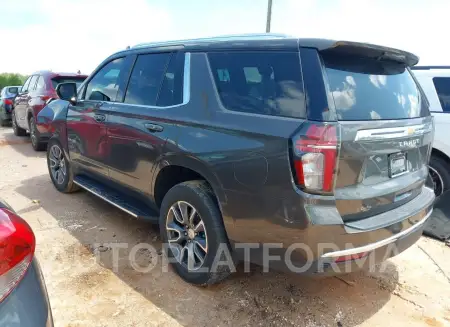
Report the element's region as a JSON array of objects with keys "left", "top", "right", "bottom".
[
  {"left": 323, "top": 55, "right": 429, "bottom": 120},
  {"left": 51, "top": 77, "right": 86, "bottom": 90}
]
